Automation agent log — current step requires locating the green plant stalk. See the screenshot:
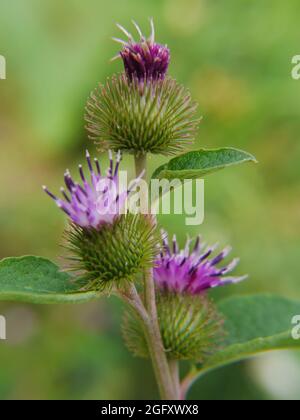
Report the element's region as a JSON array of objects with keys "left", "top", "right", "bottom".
[
  {"left": 134, "top": 153, "right": 147, "bottom": 180},
  {"left": 169, "top": 359, "right": 181, "bottom": 400},
  {"left": 134, "top": 154, "right": 176, "bottom": 400},
  {"left": 120, "top": 281, "right": 176, "bottom": 399},
  {"left": 180, "top": 368, "right": 198, "bottom": 400}
]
